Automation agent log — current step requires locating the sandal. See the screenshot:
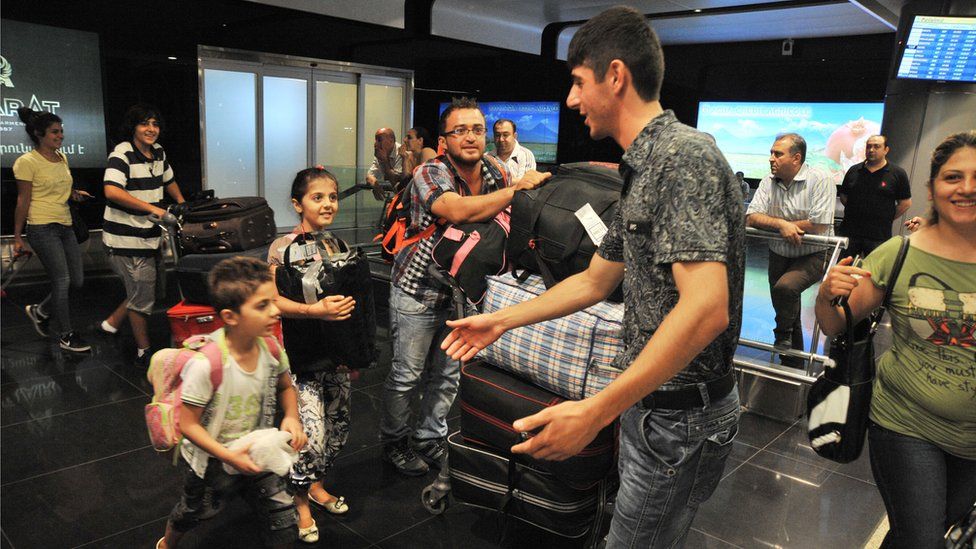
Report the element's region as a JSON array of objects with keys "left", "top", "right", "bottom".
[
  {"left": 309, "top": 493, "right": 349, "bottom": 515},
  {"left": 298, "top": 520, "right": 319, "bottom": 544}
]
